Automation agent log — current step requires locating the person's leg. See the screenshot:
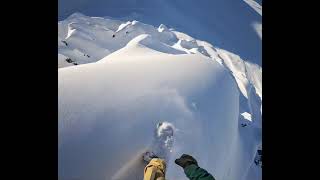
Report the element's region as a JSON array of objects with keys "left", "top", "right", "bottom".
[{"left": 144, "top": 158, "right": 166, "bottom": 180}]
